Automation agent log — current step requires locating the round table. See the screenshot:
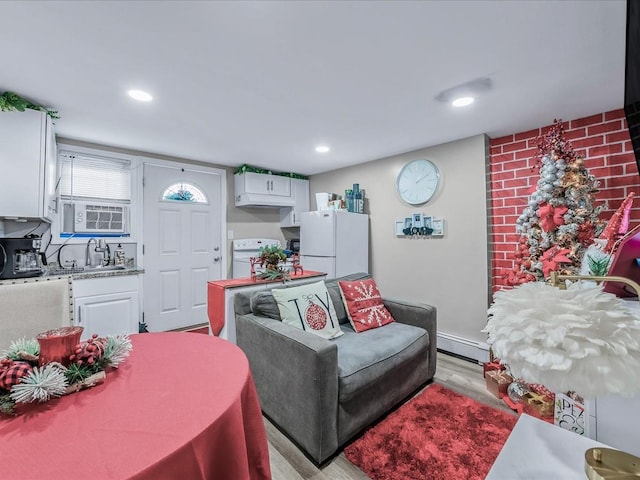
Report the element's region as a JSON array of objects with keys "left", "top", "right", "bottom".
[{"left": 0, "top": 332, "right": 271, "bottom": 479}]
